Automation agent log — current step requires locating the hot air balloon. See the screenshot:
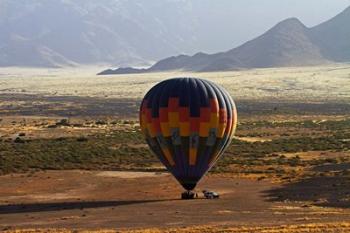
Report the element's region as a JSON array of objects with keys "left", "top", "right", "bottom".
[{"left": 139, "top": 78, "right": 237, "bottom": 199}]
